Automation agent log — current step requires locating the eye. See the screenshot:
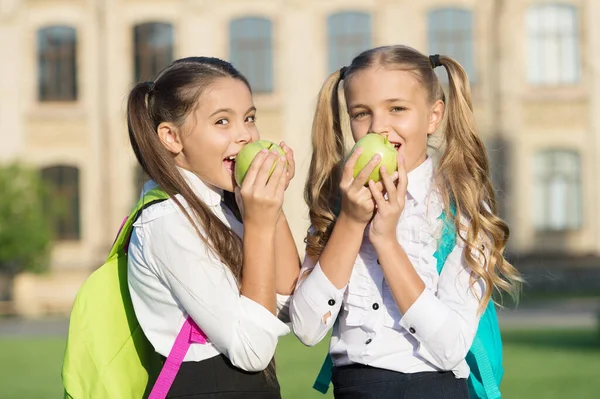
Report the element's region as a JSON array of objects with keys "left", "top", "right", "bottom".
[
  {"left": 215, "top": 118, "right": 229, "bottom": 125},
  {"left": 351, "top": 111, "right": 369, "bottom": 120},
  {"left": 391, "top": 106, "right": 407, "bottom": 112},
  {"left": 245, "top": 114, "right": 256, "bottom": 123}
]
